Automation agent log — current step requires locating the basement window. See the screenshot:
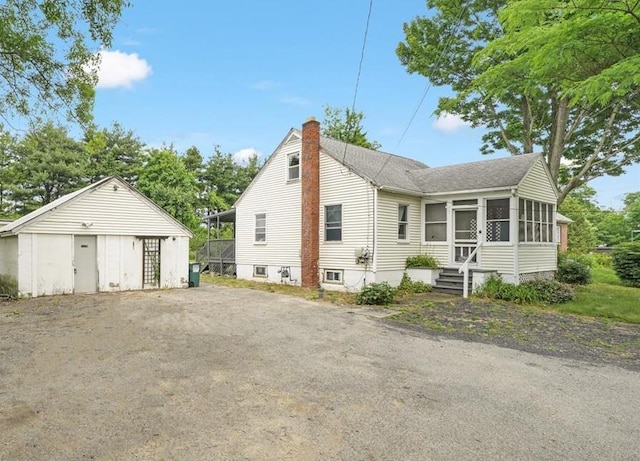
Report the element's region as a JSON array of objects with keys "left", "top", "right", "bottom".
[
  {"left": 324, "top": 269, "right": 343, "bottom": 284},
  {"left": 253, "top": 265, "right": 267, "bottom": 277},
  {"left": 288, "top": 152, "right": 300, "bottom": 181}
]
